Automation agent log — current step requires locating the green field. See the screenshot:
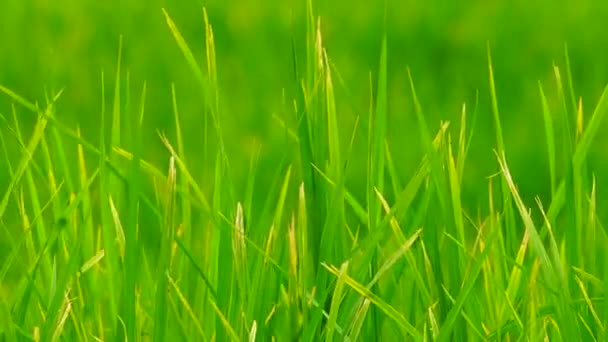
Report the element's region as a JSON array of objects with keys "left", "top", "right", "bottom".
[{"left": 1, "top": 1, "right": 608, "bottom": 340}]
